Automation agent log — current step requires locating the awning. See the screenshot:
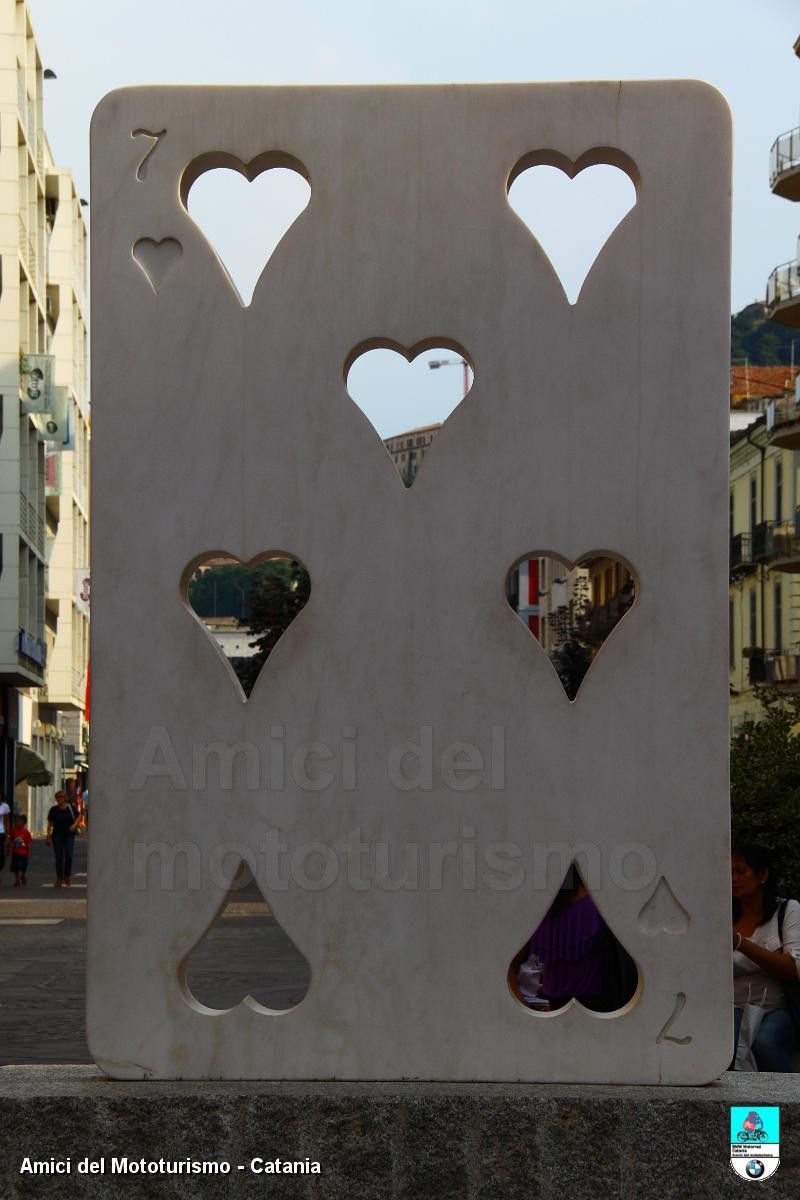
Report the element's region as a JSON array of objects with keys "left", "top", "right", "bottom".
[{"left": 15, "top": 744, "right": 53, "bottom": 786}]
